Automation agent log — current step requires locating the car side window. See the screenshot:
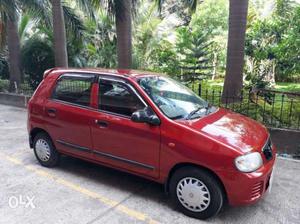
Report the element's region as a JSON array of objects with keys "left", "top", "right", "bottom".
[
  {"left": 99, "top": 79, "right": 145, "bottom": 117},
  {"left": 52, "top": 75, "right": 93, "bottom": 107}
]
